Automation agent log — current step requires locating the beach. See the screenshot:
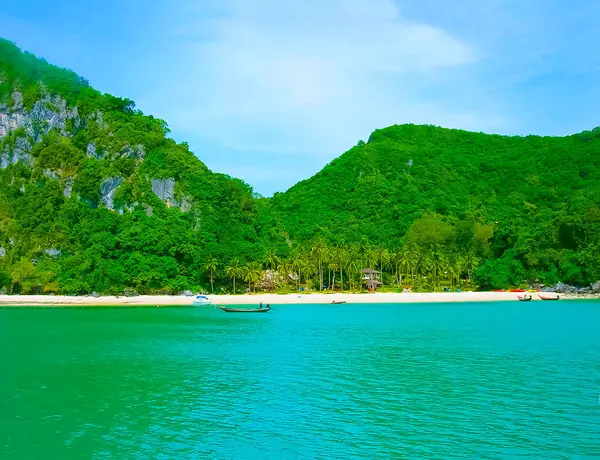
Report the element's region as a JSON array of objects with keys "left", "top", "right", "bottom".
[{"left": 0, "top": 291, "right": 596, "bottom": 307}]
